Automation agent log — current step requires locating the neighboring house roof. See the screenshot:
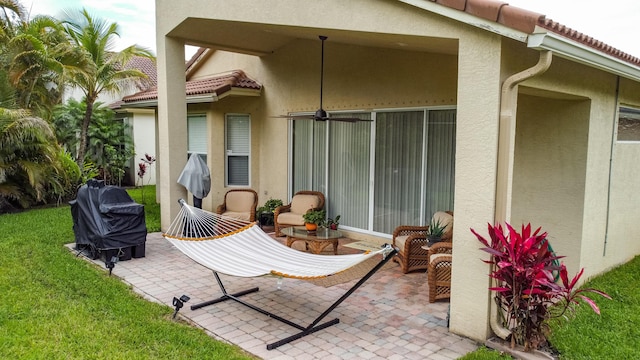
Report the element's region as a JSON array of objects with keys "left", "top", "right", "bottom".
[
  {"left": 126, "top": 55, "right": 158, "bottom": 90},
  {"left": 109, "top": 55, "right": 157, "bottom": 110},
  {"left": 121, "top": 70, "right": 262, "bottom": 105}
]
